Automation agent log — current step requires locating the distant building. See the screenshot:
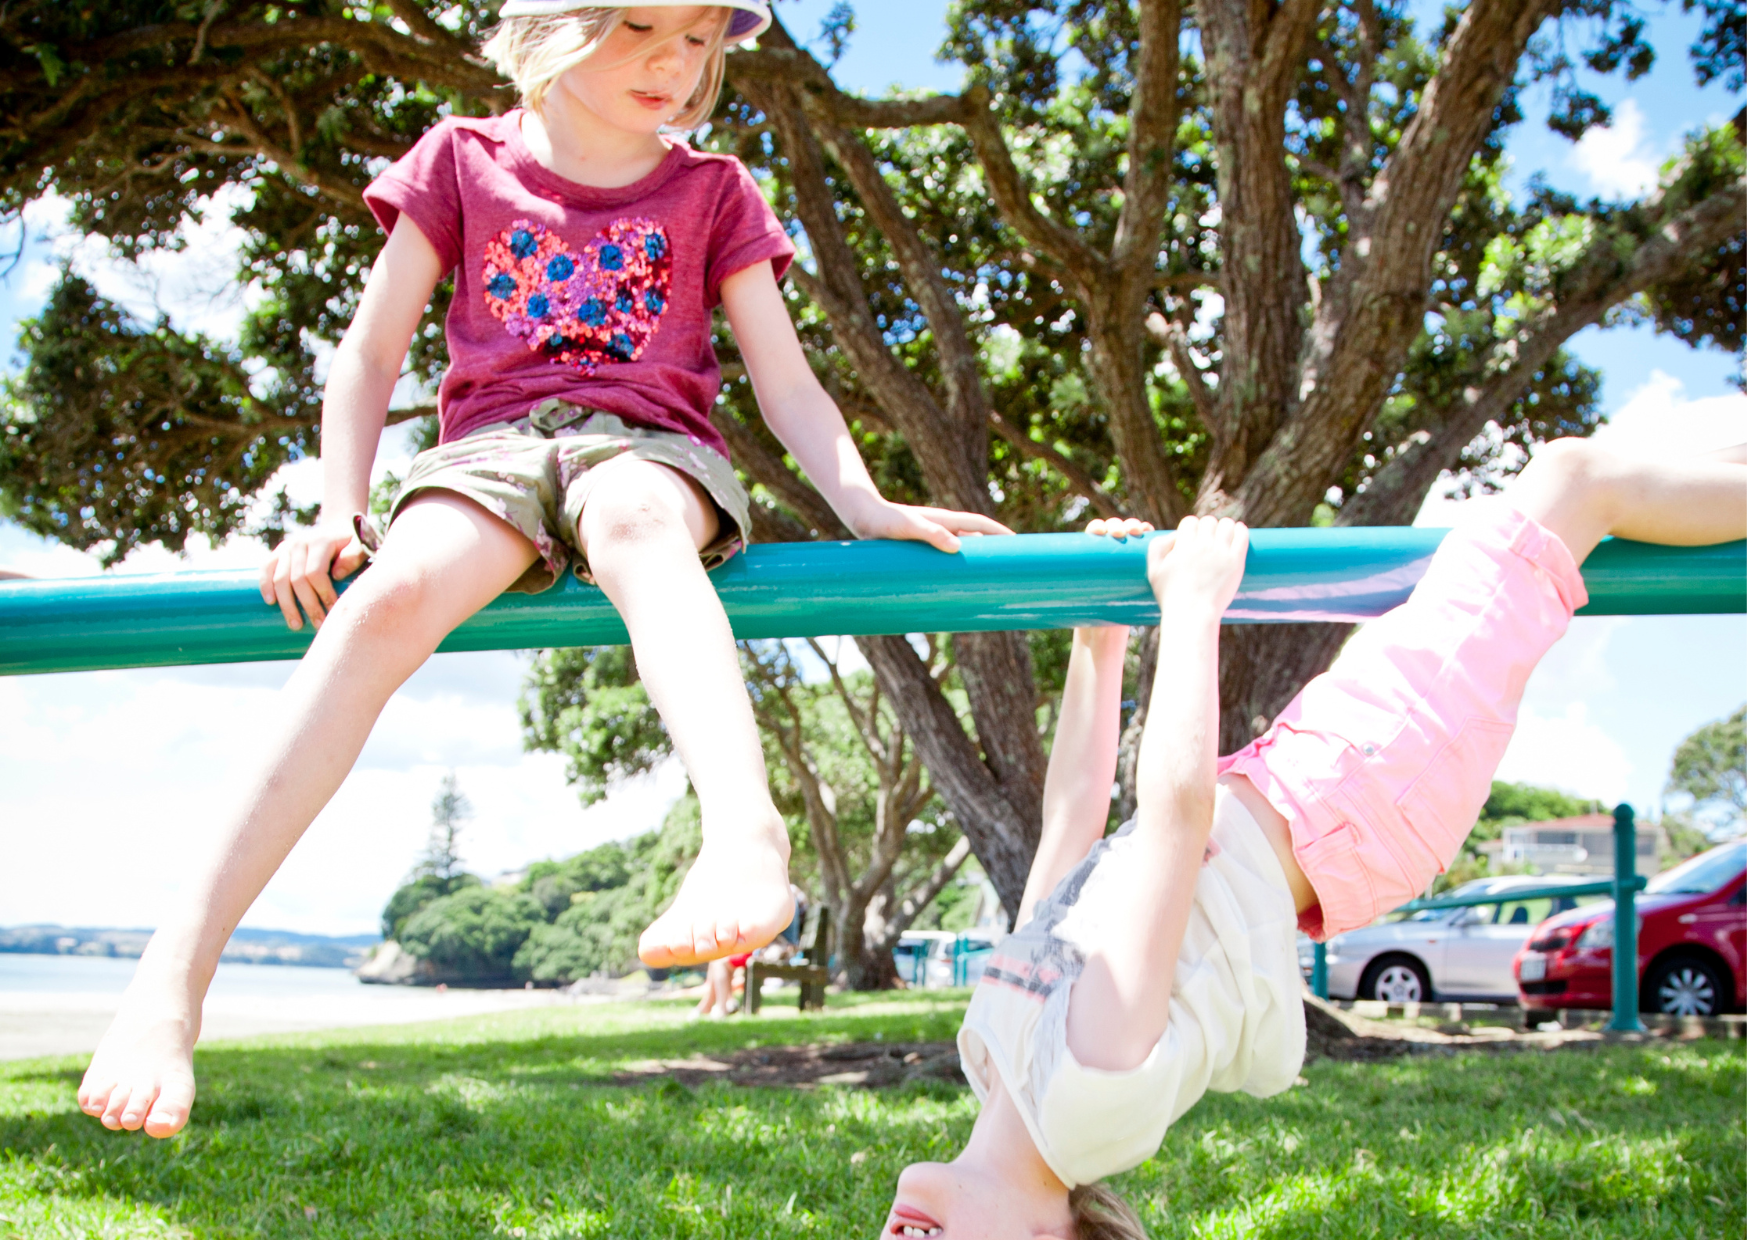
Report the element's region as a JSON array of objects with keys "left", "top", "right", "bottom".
[{"left": 1495, "top": 813, "right": 1662, "bottom": 876}]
